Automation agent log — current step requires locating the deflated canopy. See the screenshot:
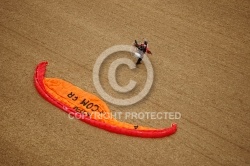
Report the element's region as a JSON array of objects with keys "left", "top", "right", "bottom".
[{"left": 34, "top": 62, "right": 177, "bottom": 138}]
